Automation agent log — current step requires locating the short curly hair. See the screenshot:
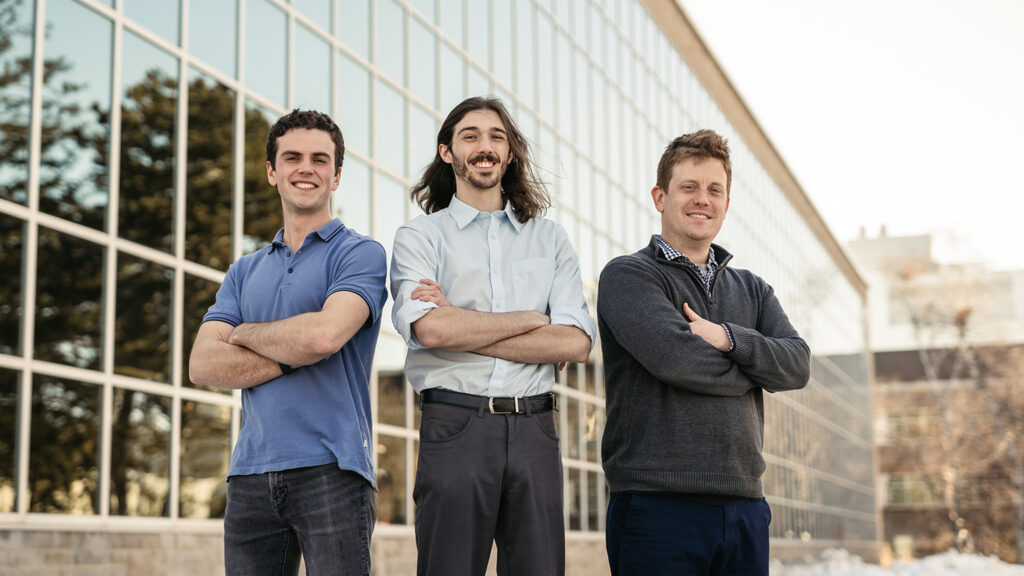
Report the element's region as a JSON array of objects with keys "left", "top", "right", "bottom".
[
  {"left": 266, "top": 109, "right": 345, "bottom": 172},
  {"left": 656, "top": 129, "right": 731, "bottom": 194}
]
